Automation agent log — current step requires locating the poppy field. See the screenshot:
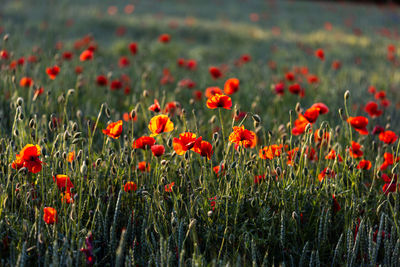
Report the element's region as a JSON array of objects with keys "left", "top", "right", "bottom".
[{"left": 2, "top": 0, "right": 400, "bottom": 266}]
